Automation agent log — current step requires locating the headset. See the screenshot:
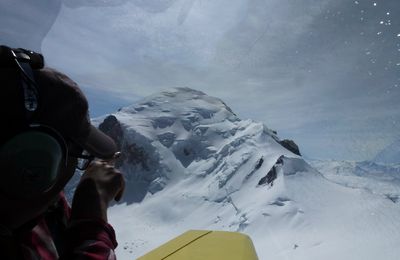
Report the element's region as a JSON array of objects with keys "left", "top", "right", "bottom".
[{"left": 0, "top": 46, "right": 68, "bottom": 199}]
